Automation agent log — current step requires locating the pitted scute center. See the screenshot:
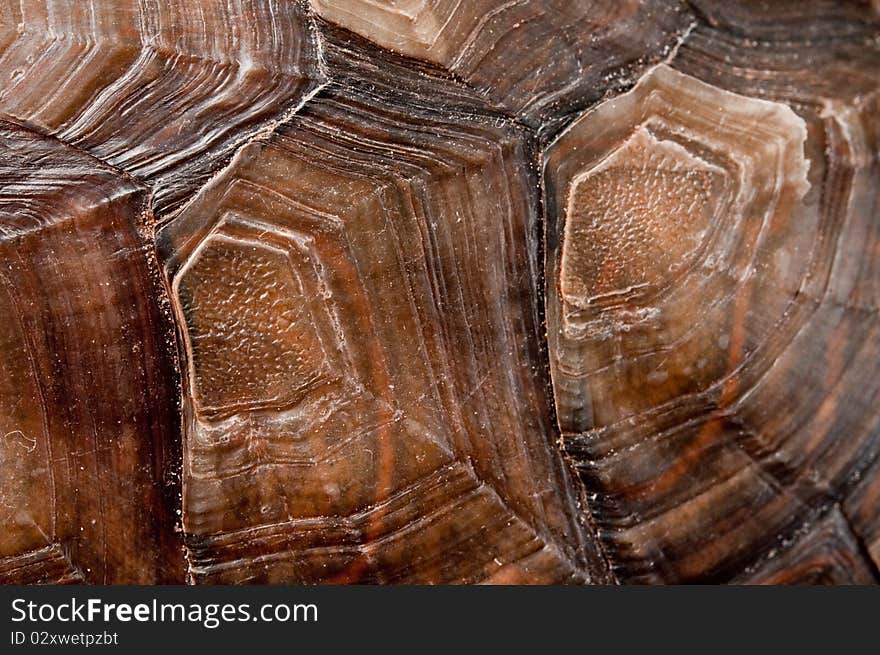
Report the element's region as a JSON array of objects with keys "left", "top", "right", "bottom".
[
  {"left": 176, "top": 235, "right": 329, "bottom": 418},
  {"left": 560, "top": 128, "right": 720, "bottom": 309}
]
